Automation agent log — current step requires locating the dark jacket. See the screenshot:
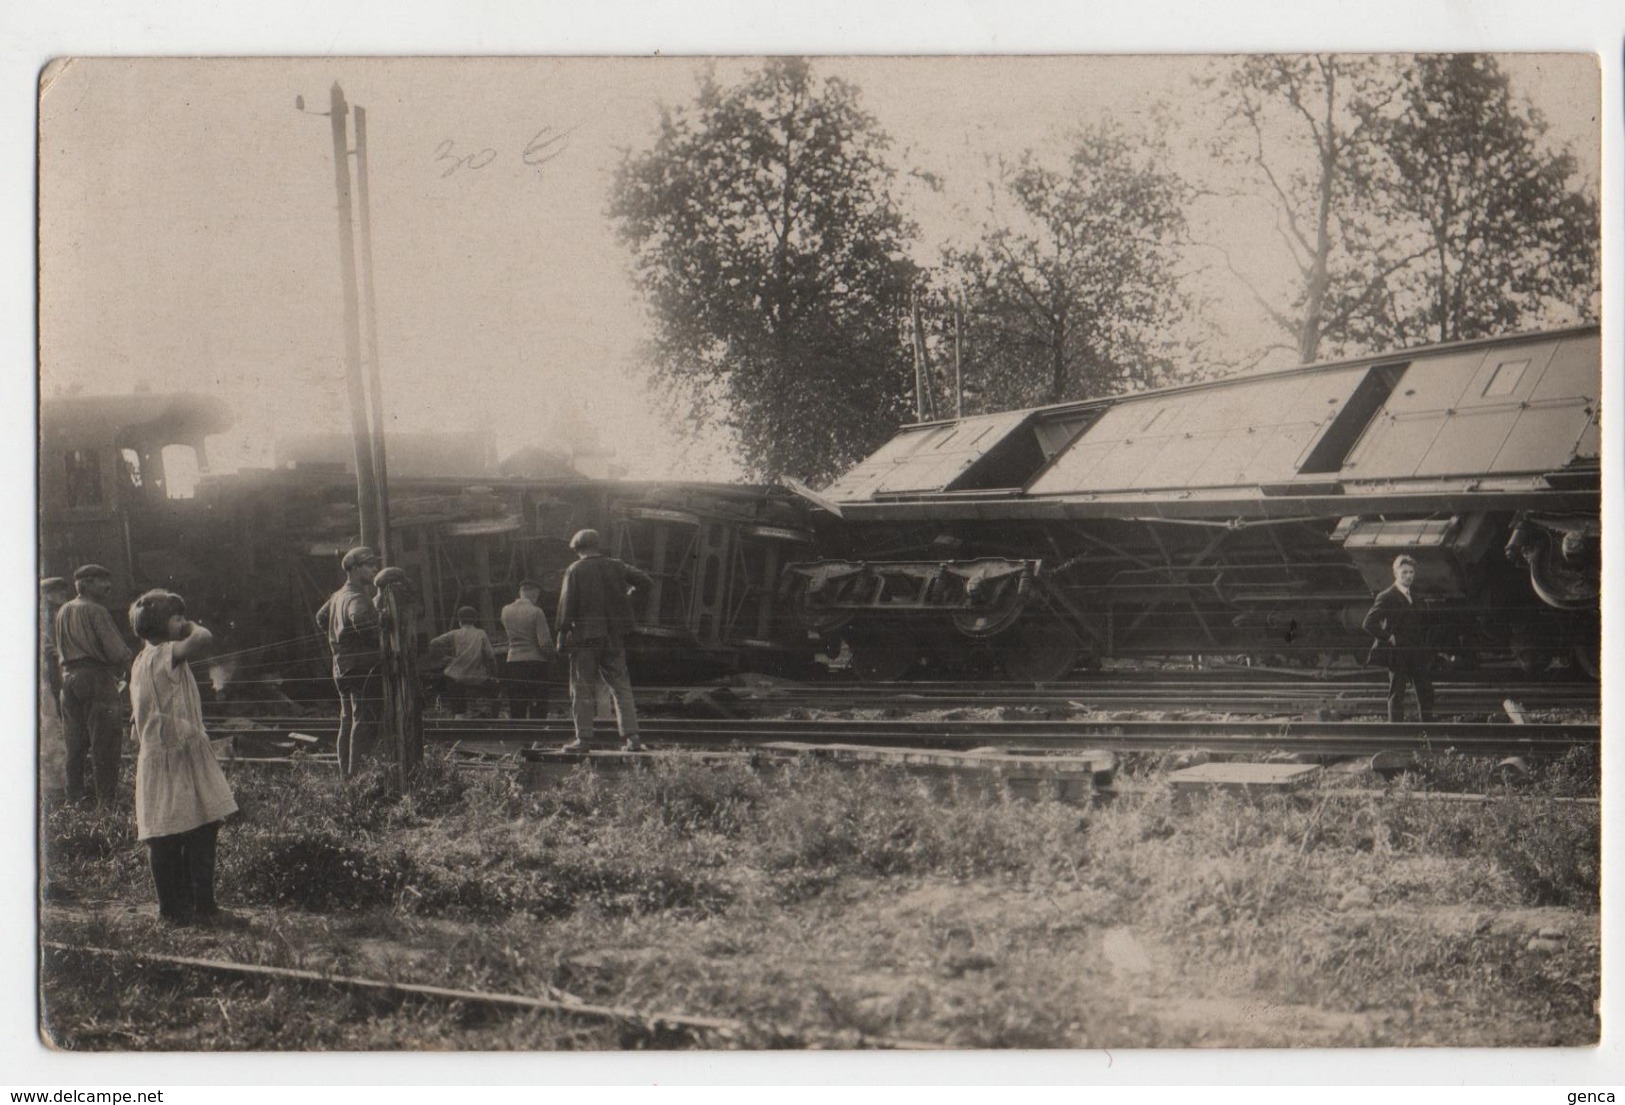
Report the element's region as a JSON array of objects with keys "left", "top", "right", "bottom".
[
  {"left": 556, "top": 554, "right": 653, "bottom": 648},
  {"left": 1362, "top": 584, "right": 1430, "bottom": 669}
]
